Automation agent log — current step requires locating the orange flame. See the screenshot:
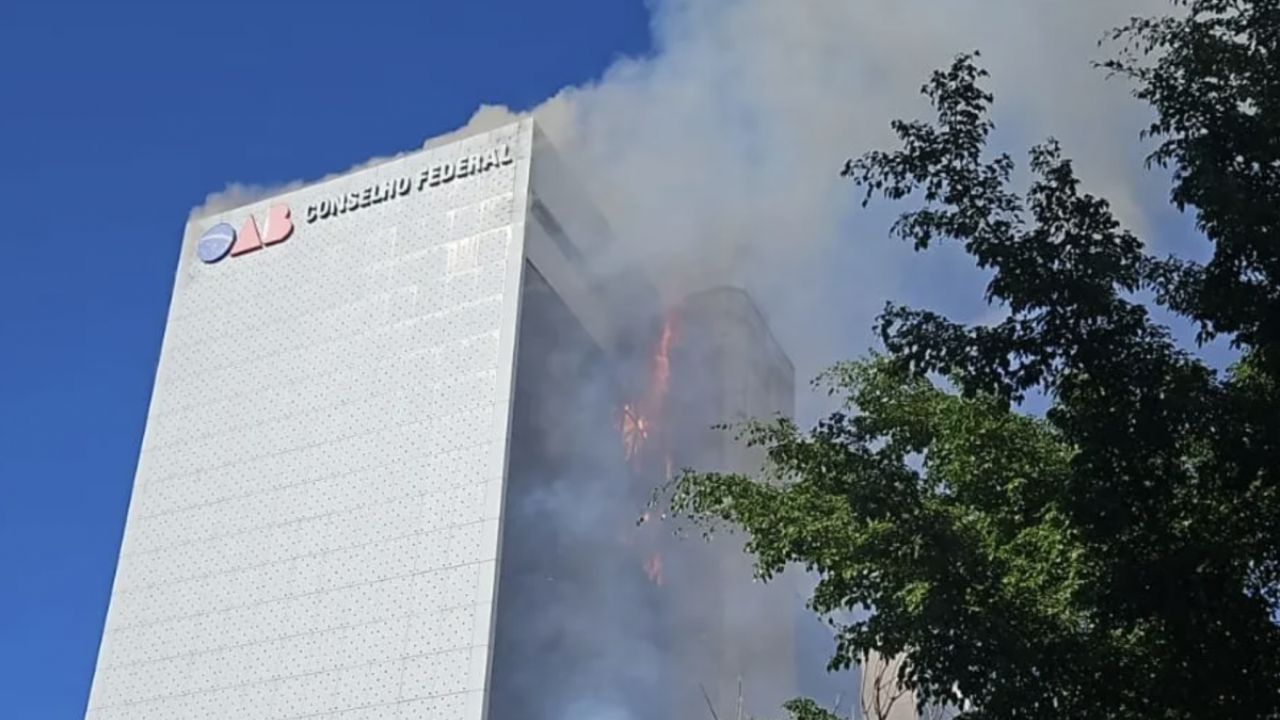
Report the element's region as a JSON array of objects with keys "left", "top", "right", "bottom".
[
  {"left": 620, "top": 314, "right": 680, "bottom": 583},
  {"left": 617, "top": 313, "right": 679, "bottom": 467}
]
